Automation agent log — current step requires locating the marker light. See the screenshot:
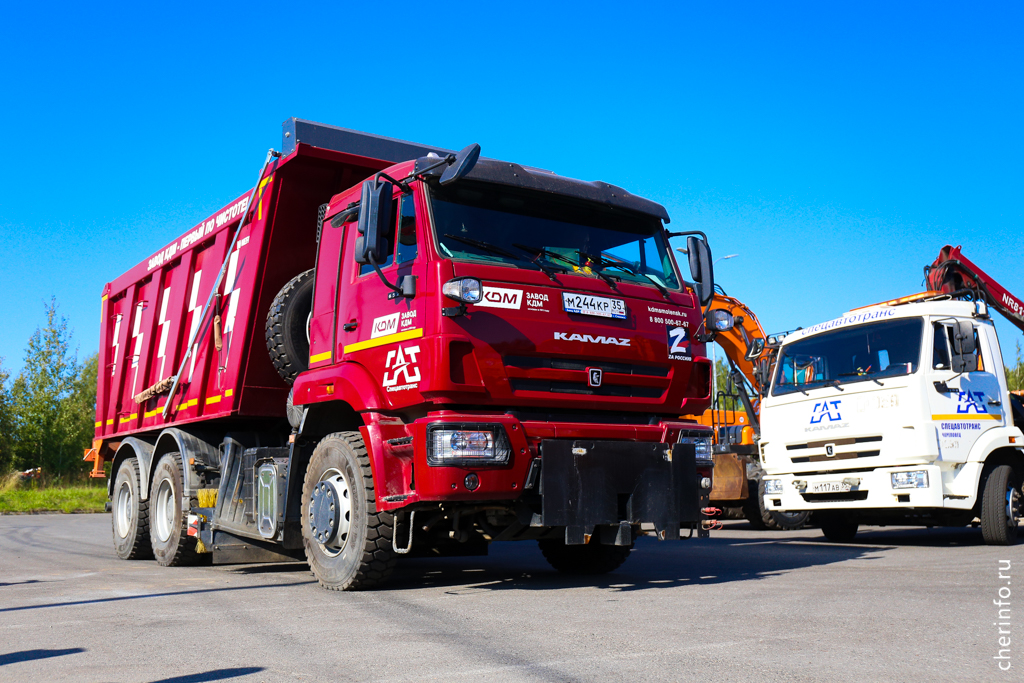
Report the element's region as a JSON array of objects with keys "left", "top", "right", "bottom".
[
  {"left": 442, "top": 277, "right": 483, "bottom": 303},
  {"left": 707, "top": 309, "right": 734, "bottom": 332},
  {"left": 764, "top": 479, "right": 784, "bottom": 495}
]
